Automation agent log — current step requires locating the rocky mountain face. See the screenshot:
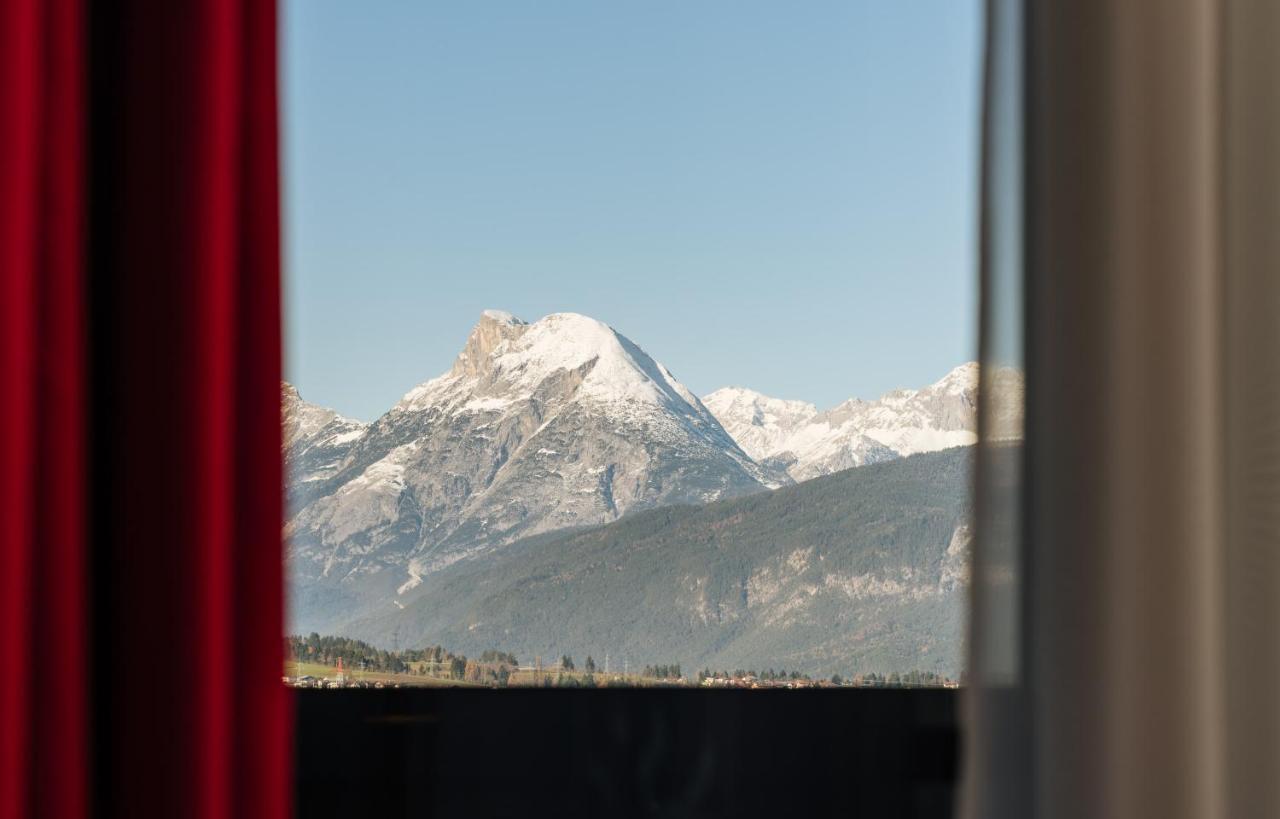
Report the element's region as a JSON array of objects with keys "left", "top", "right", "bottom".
[
  {"left": 704, "top": 363, "right": 999, "bottom": 482},
  {"left": 282, "top": 384, "right": 367, "bottom": 508},
  {"left": 285, "top": 311, "right": 772, "bottom": 634},
  {"left": 339, "top": 447, "right": 981, "bottom": 678}
]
